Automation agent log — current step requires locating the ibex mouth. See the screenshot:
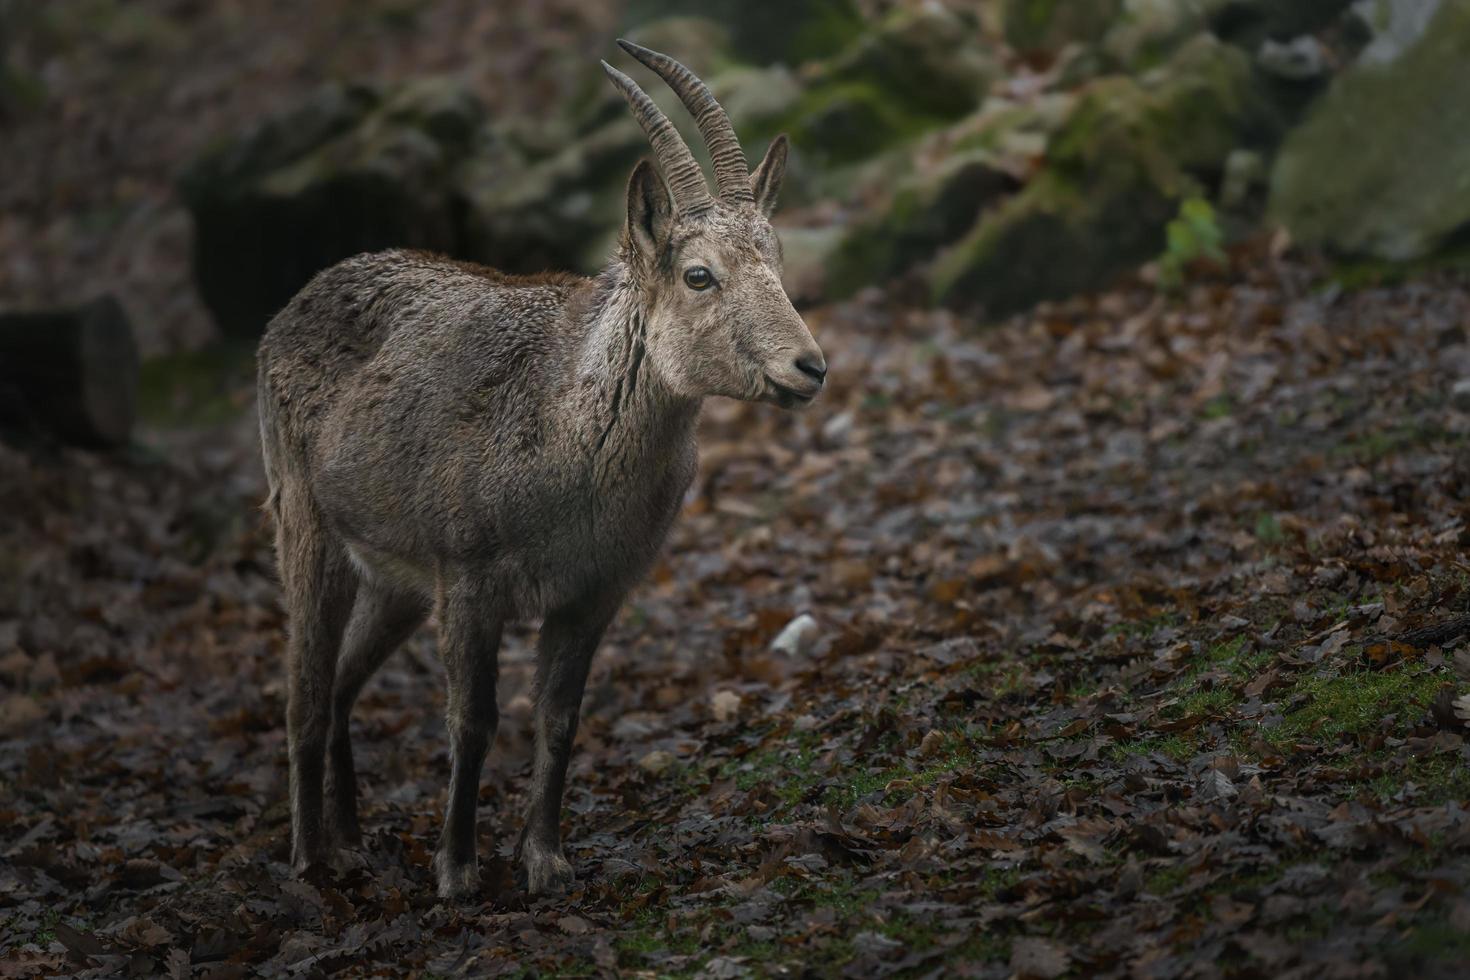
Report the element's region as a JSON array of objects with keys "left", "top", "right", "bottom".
[{"left": 765, "top": 376, "right": 818, "bottom": 409}]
